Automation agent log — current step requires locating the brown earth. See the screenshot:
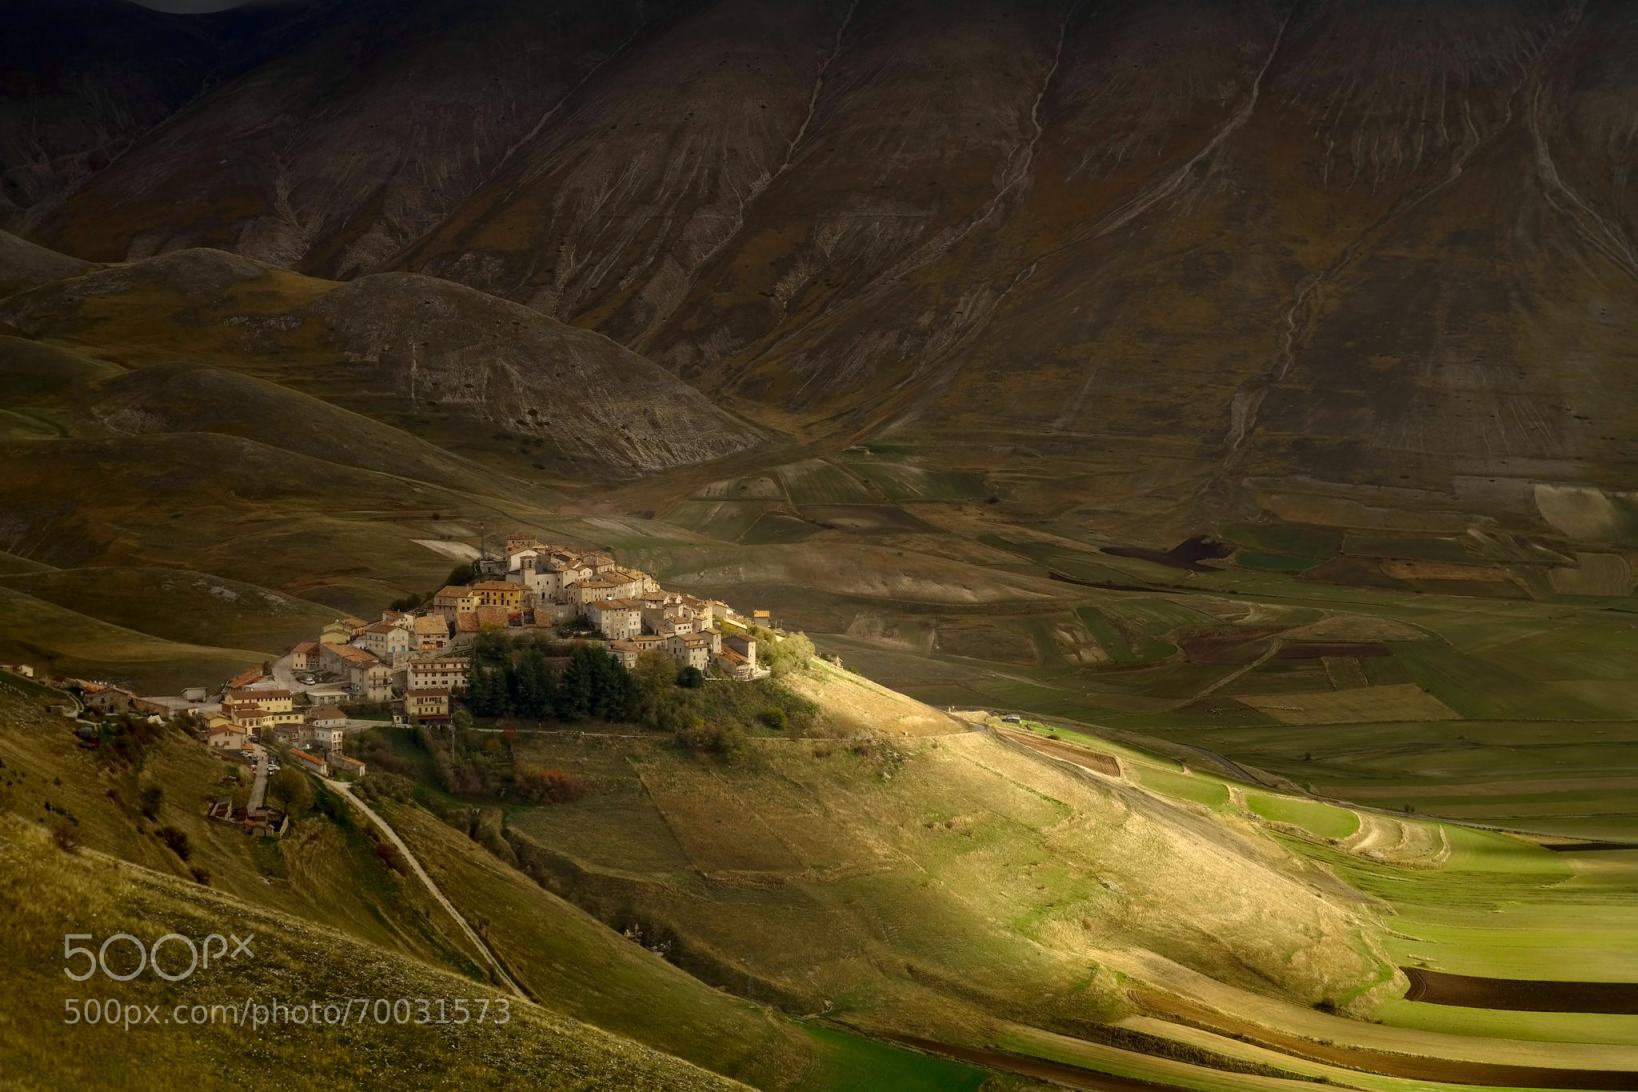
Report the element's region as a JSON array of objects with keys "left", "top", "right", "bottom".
[
  {"left": 1403, "top": 967, "right": 1638, "bottom": 1015},
  {"left": 997, "top": 727, "right": 1122, "bottom": 778}
]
